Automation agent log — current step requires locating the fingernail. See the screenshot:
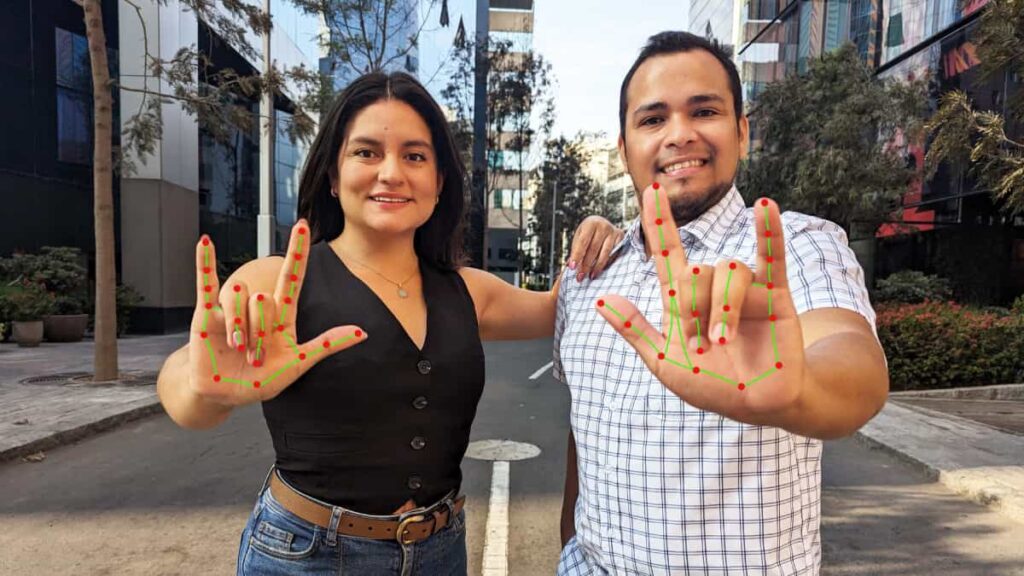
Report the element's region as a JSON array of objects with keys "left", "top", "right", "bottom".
[
  {"left": 576, "top": 273, "right": 584, "bottom": 283},
  {"left": 569, "top": 260, "right": 577, "bottom": 270},
  {"left": 233, "top": 331, "right": 244, "bottom": 347},
  {"left": 688, "top": 336, "right": 701, "bottom": 351},
  {"left": 716, "top": 323, "right": 729, "bottom": 342},
  {"left": 590, "top": 270, "right": 598, "bottom": 280}
]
